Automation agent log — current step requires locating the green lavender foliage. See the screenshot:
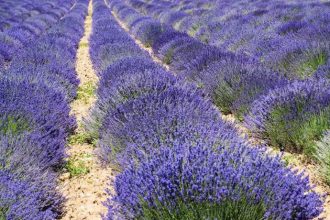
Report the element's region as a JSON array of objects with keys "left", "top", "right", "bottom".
[
  {"left": 138, "top": 198, "right": 265, "bottom": 220},
  {"left": 315, "top": 131, "right": 330, "bottom": 184}
]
